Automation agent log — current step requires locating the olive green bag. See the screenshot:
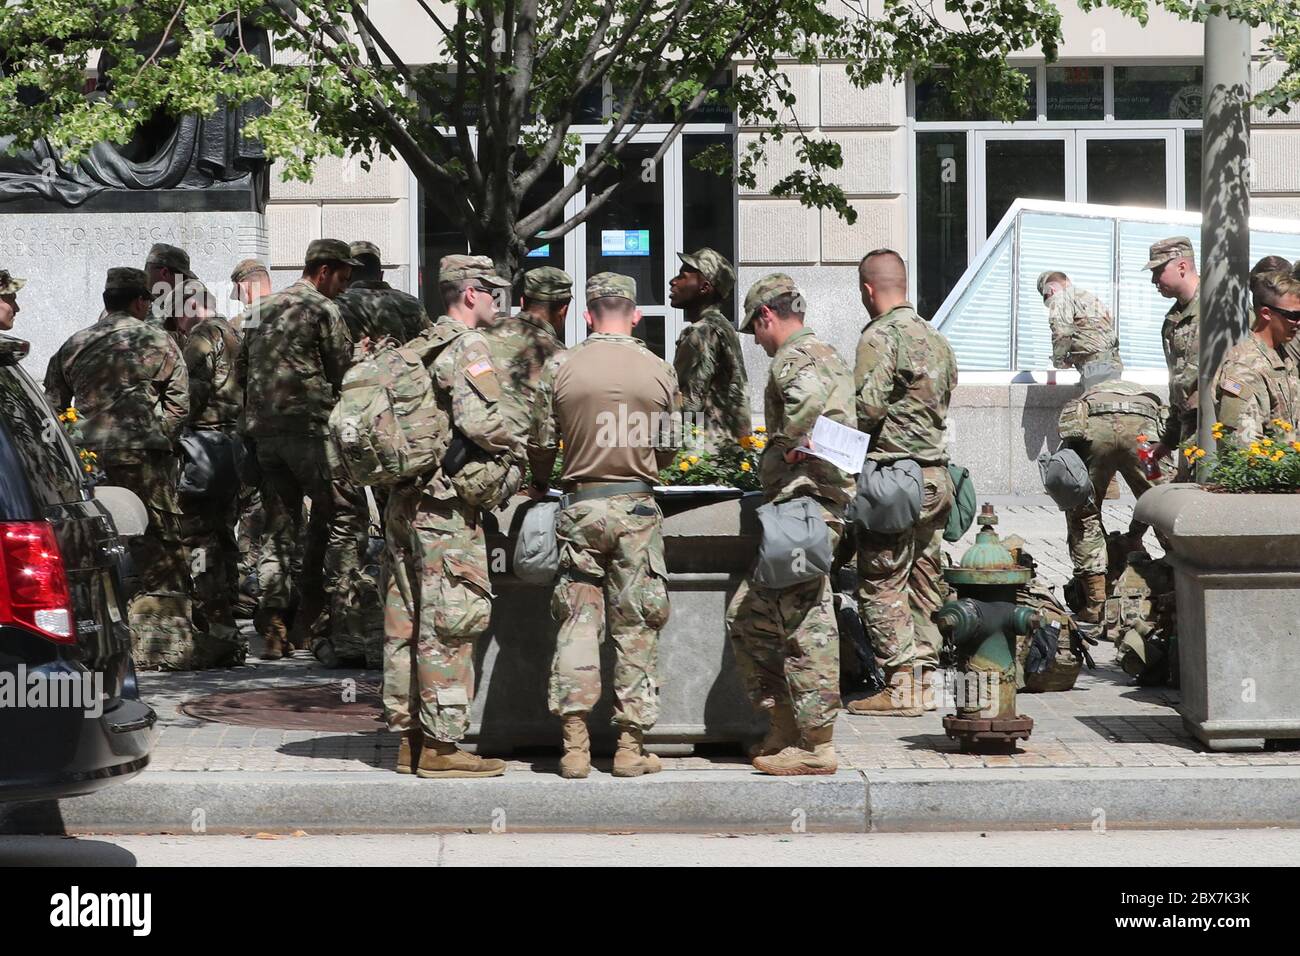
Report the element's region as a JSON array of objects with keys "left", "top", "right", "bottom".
[{"left": 943, "top": 464, "right": 976, "bottom": 542}]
